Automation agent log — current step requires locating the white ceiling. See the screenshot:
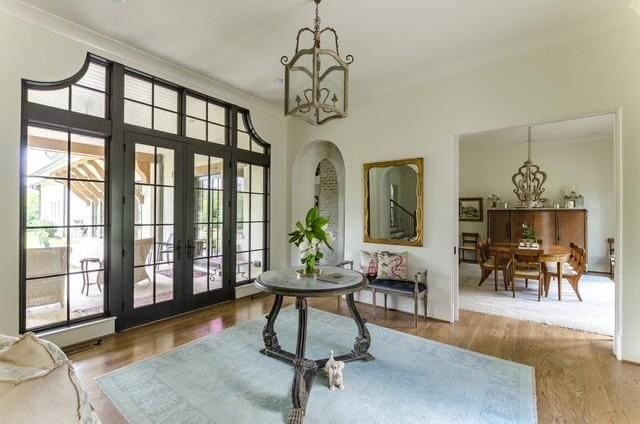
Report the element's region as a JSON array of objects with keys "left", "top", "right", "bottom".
[
  {"left": 19, "top": 0, "right": 632, "bottom": 105},
  {"left": 460, "top": 113, "right": 615, "bottom": 148}
]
